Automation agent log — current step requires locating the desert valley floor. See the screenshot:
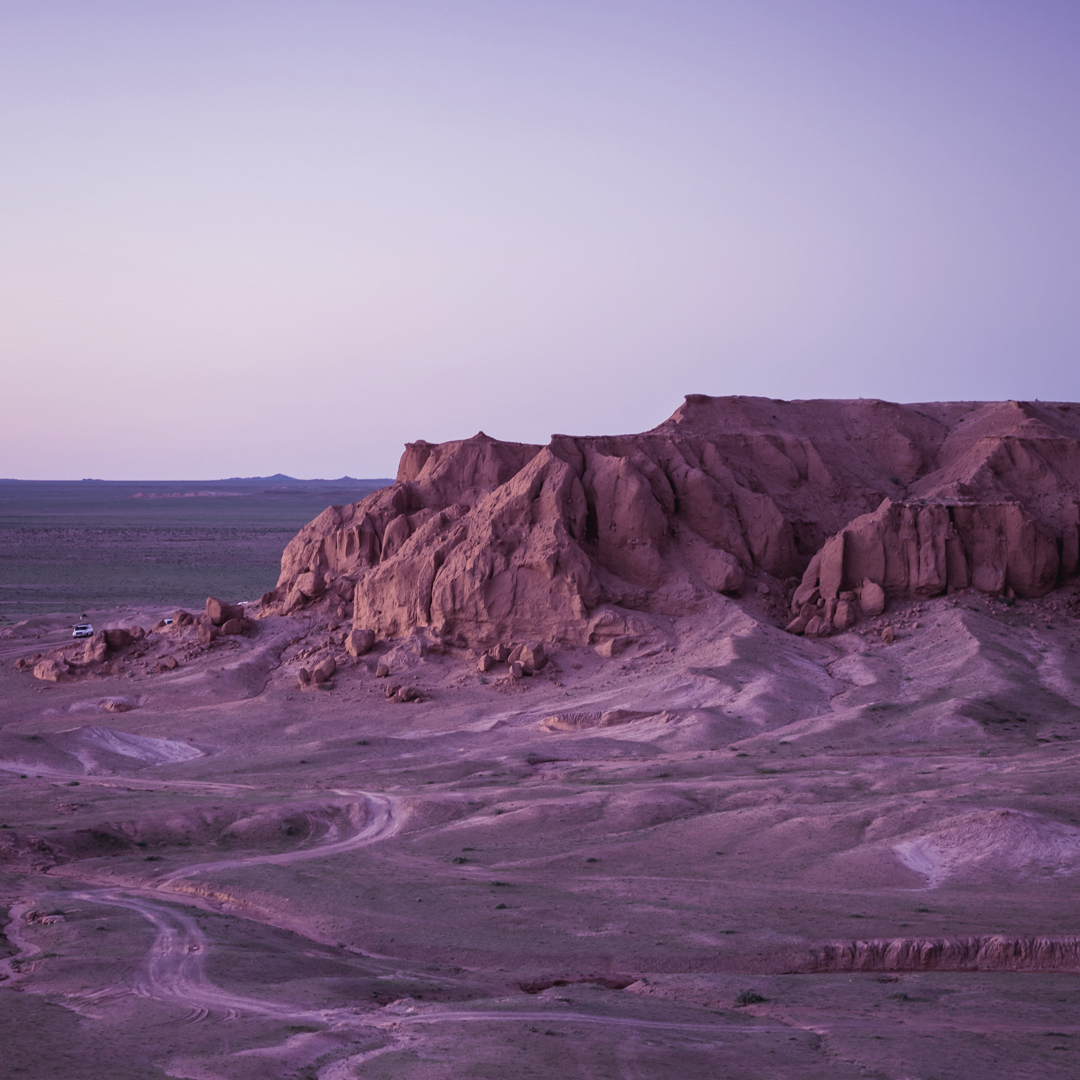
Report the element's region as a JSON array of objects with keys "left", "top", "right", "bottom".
[{"left": 2, "top": 588, "right": 1080, "bottom": 1079}]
